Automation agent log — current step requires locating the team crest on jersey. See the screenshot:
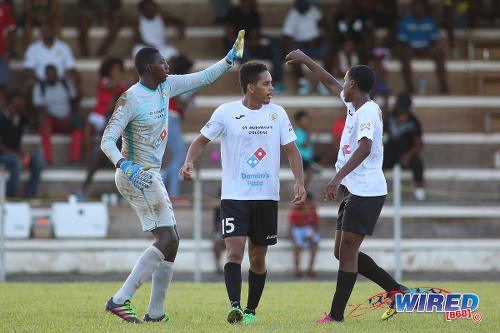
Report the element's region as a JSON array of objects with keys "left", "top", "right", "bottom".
[
  {"left": 342, "top": 144, "right": 351, "bottom": 156},
  {"left": 247, "top": 147, "right": 267, "bottom": 168},
  {"left": 269, "top": 112, "right": 277, "bottom": 122},
  {"left": 155, "top": 128, "right": 167, "bottom": 148},
  {"left": 162, "top": 89, "right": 167, "bottom": 98}
]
